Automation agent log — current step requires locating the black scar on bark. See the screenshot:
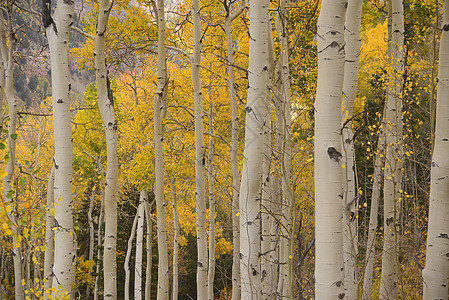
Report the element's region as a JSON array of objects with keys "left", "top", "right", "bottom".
[
  {"left": 106, "top": 67, "right": 114, "bottom": 107},
  {"left": 327, "top": 147, "right": 342, "bottom": 162},
  {"left": 444, "top": 24, "right": 449, "bottom": 31},
  {"left": 42, "top": 0, "right": 57, "bottom": 34},
  {"left": 386, "top": 217, "right": 394, "bottom": 226},
  {"left": 57, "top": 99, "right": 63, "bottom": 103}
]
